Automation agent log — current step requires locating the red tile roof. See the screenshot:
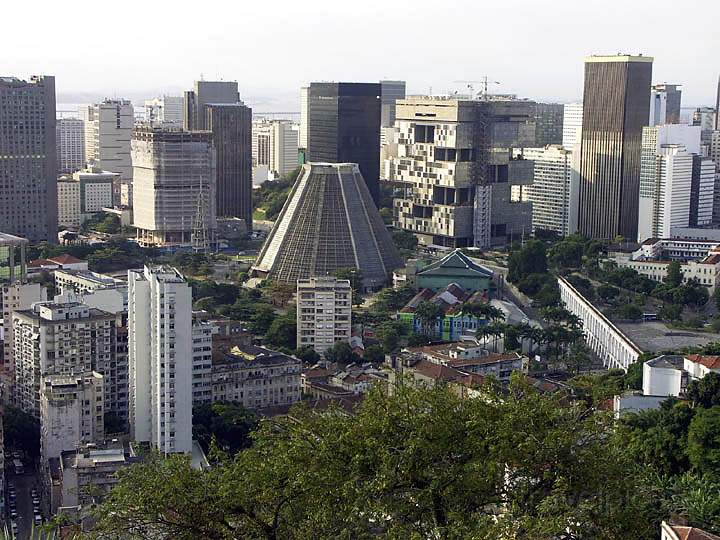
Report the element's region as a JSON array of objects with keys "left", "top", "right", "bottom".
[
  {"left": 670, "top": 524, "right": 720, "bottom": 540},
  {"left": 411, "top": 359, "right": 466, "bottom": 382},
  {"left": 49, "top": 254, "right": 84, "bottom": 264},
  {"left": 685, "top": 354, "right": 720, "bottom": 370},
  {"left": 27, "top": 258, "right": 56, "bottom": 268}
]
